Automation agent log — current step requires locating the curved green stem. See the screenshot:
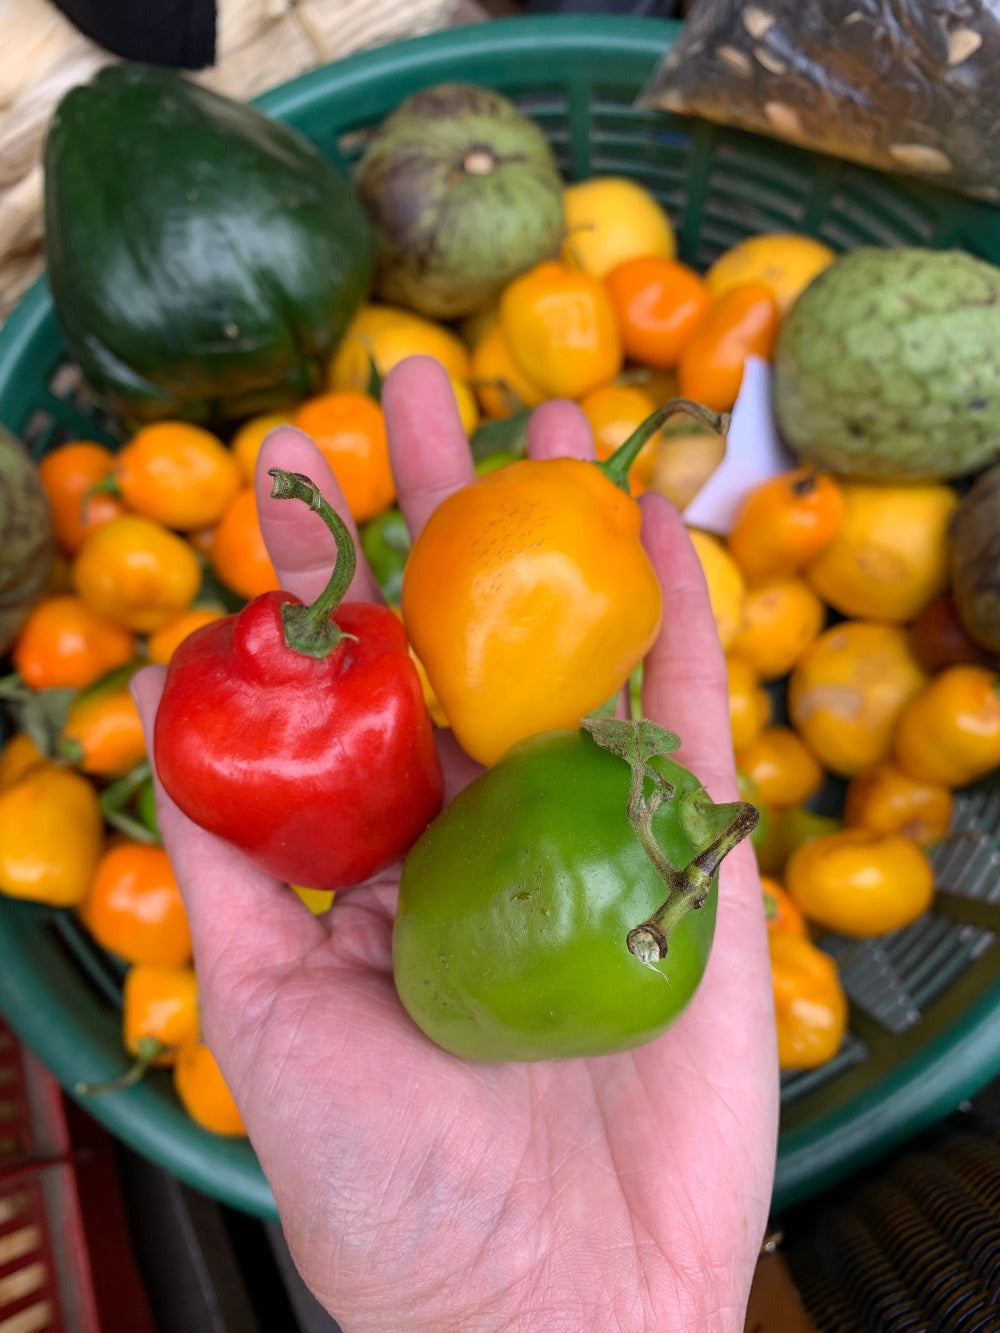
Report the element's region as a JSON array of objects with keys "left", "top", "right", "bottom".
[
  {"left": 597, "top": 397, "right": 731, "bottom": 494},
  {"left": 583, "top": 716, "right": 759, "bottom": 965},
  {"left": 268, "top": 468, "right": 358, "bottom": 659}
]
